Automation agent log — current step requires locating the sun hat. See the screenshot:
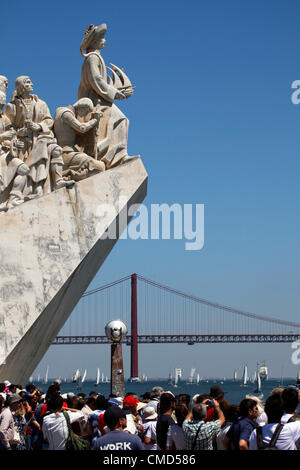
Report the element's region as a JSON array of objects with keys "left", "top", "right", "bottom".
[
  {"left": 8, "top": 393, "right": 23, "bottom": 405},
  {"left": 4, "top": 380, "right": 11, "bottom": 387},
  {"left": 143, "top": 406, "right": 158, "bottom": 420}
]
